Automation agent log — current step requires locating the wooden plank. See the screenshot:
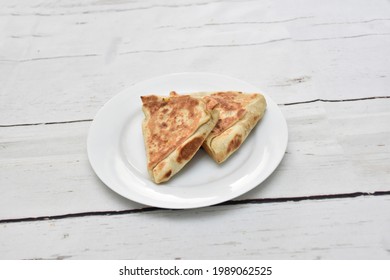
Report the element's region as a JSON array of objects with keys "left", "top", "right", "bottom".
[
  {"left": 0, "top": 99, "right": 389, "bottom": 219},
  {"left": 239, "top": 98, "right": 390, "bottom": 199},
  {"left": 1, "top": 0, "right": 389, "bottom": 124},
  {"left": 0, "top": 194, "right": 389, "bottom": 259}
]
